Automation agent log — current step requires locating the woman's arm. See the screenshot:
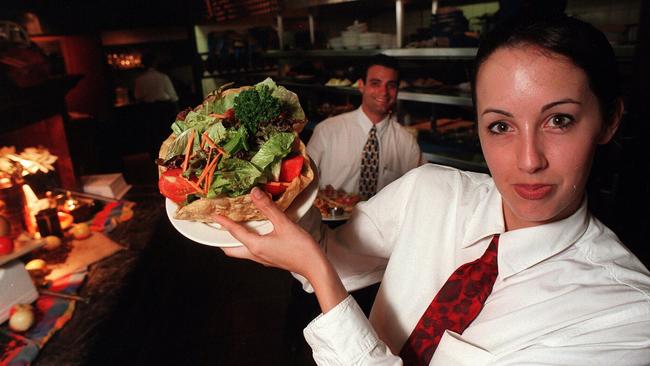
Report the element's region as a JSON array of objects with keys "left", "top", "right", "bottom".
[
  {"left": 217, "top": 187, "right": 404, "bottom": 365},
  {"left": 215, "top": 187, "right": 348, "bottom": 314}
]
